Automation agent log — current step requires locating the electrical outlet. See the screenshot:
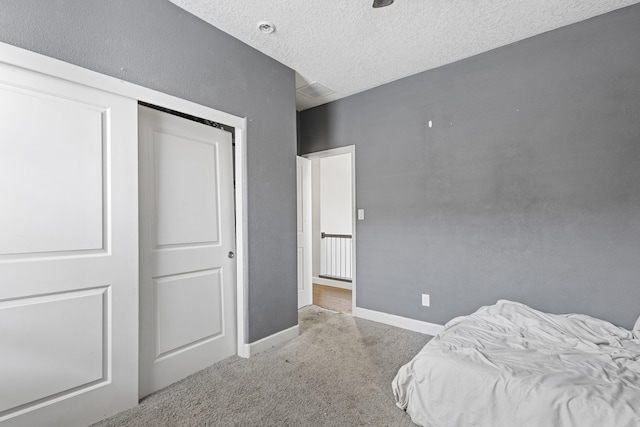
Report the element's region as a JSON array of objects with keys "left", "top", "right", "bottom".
[{"left": 422, "top": 294, "right": 430, "bottom": 307}]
